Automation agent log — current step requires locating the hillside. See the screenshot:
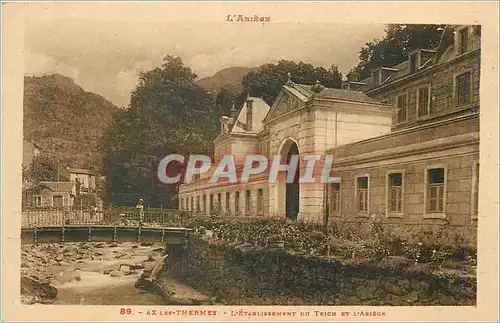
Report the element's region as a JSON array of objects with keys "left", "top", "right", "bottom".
[
  {"left": 23, "top": 74, "right": 119, "bottom": 169},
  {"left": 196, "top": 67, "right": 256, "bottom": 93}
]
